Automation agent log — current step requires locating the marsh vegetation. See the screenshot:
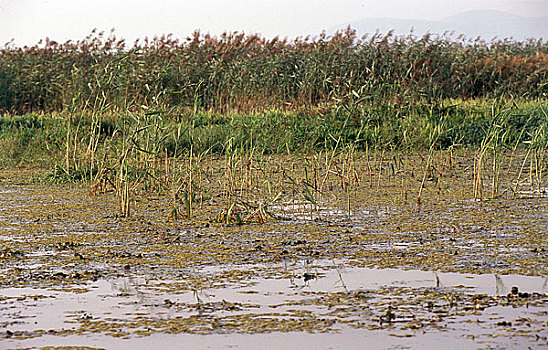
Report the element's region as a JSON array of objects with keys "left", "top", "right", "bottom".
[{"left": 0, "top": 30, "right": 547, "bottom": 349}]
